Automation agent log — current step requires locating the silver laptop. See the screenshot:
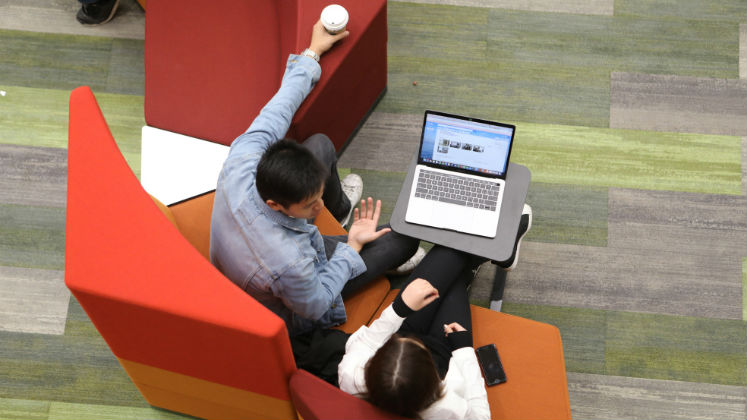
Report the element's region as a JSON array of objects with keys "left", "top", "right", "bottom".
[{"left": 405, "top": 110, "right": 515, "bottom": 238}]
